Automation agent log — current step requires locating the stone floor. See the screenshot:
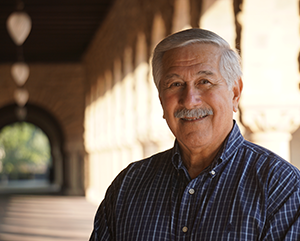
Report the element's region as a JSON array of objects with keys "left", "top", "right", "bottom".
[{"left": 0, "top": 195, "right": 98, "bottom": 241}]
